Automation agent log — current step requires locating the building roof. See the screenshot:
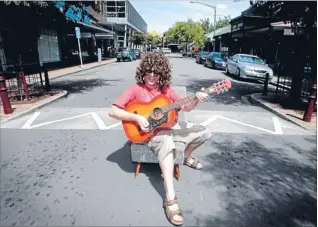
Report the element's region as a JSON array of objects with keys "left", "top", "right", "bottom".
[{"left": 205, "top": 25, "right": 231, "bottom": 39}]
